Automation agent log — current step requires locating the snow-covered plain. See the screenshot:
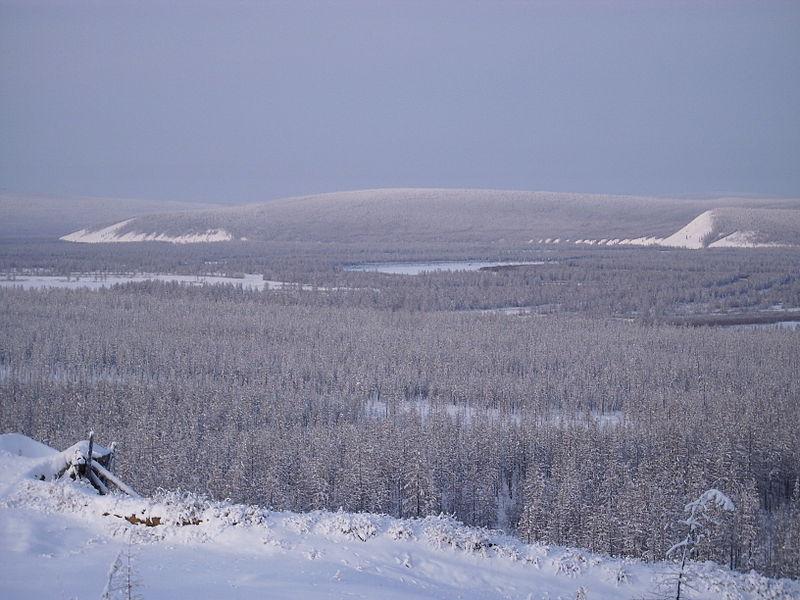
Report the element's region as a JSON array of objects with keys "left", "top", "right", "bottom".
[
  {"left": 0, "top": 273, "right": 310, "bottom": 292},
  {"left": 1, "top": 434, "right": 796, "bottom": 600}
]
